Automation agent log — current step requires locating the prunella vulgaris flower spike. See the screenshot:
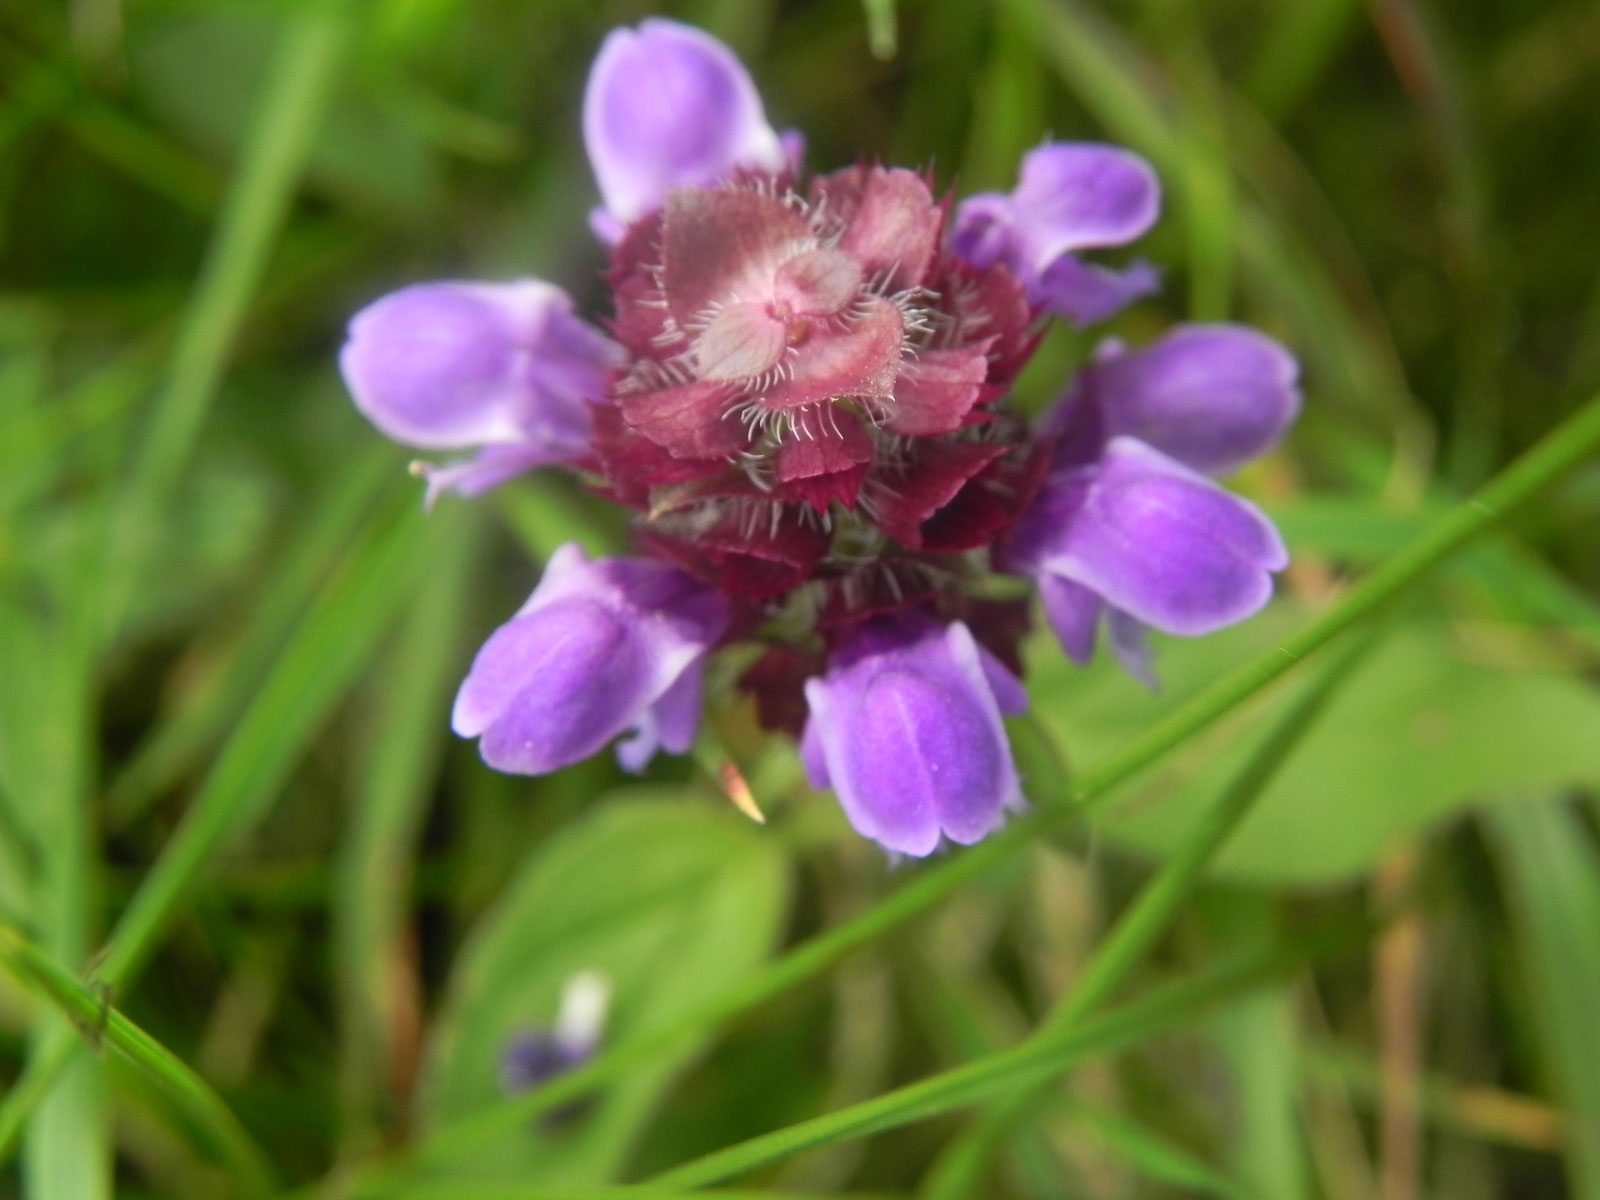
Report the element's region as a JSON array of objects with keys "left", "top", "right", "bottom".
[{"left": 338, "top": 19, "right": 1300, "bottom": 857}]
